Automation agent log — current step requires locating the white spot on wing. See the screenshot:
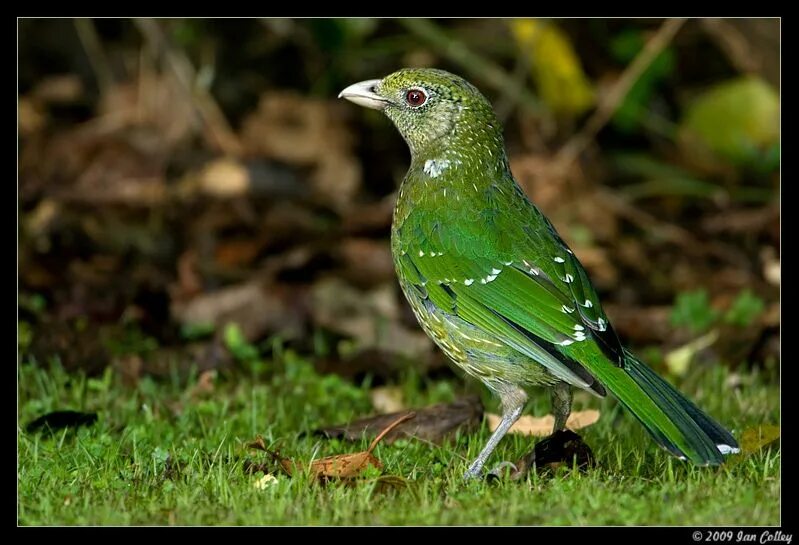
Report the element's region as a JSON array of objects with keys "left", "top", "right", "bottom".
[
  {"left": 419, "top": 250, "right": 425, "bottom": 257},
  {"left": 553, "top": 257, "right": 565, "bottom": 263},
  {"left": 717, "top": 444, "right": 740, "bottom": 455},
  {"left": 573, "top": 324, "right": 584, "bottom": 331},
  {"left": 564, "top": 274, "right": 574, "bottom": 283},
  {"left": 561, "top": 305, "right": 575, "bottom": 314},
  {"left": 584, "top": 299, "right": 593, "bottom": 308},
  {"left": 597, "top": 317, "right": 607, "bottom": 331},
  {"left": 490, "top": 268, "right": 501, "bottom": 275},
  {"left": 464, "top": 279, "right": 474, "bottom": 286},
  {"left": 559, "top": 339, "right": 574, "bottom": 346}
]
